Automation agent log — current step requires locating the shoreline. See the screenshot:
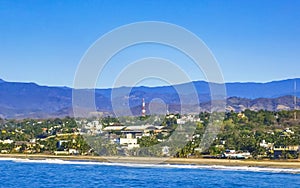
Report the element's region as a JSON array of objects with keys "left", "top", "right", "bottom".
[{"left": 1, "top": 154, "right": 300, "bottom": 169}]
